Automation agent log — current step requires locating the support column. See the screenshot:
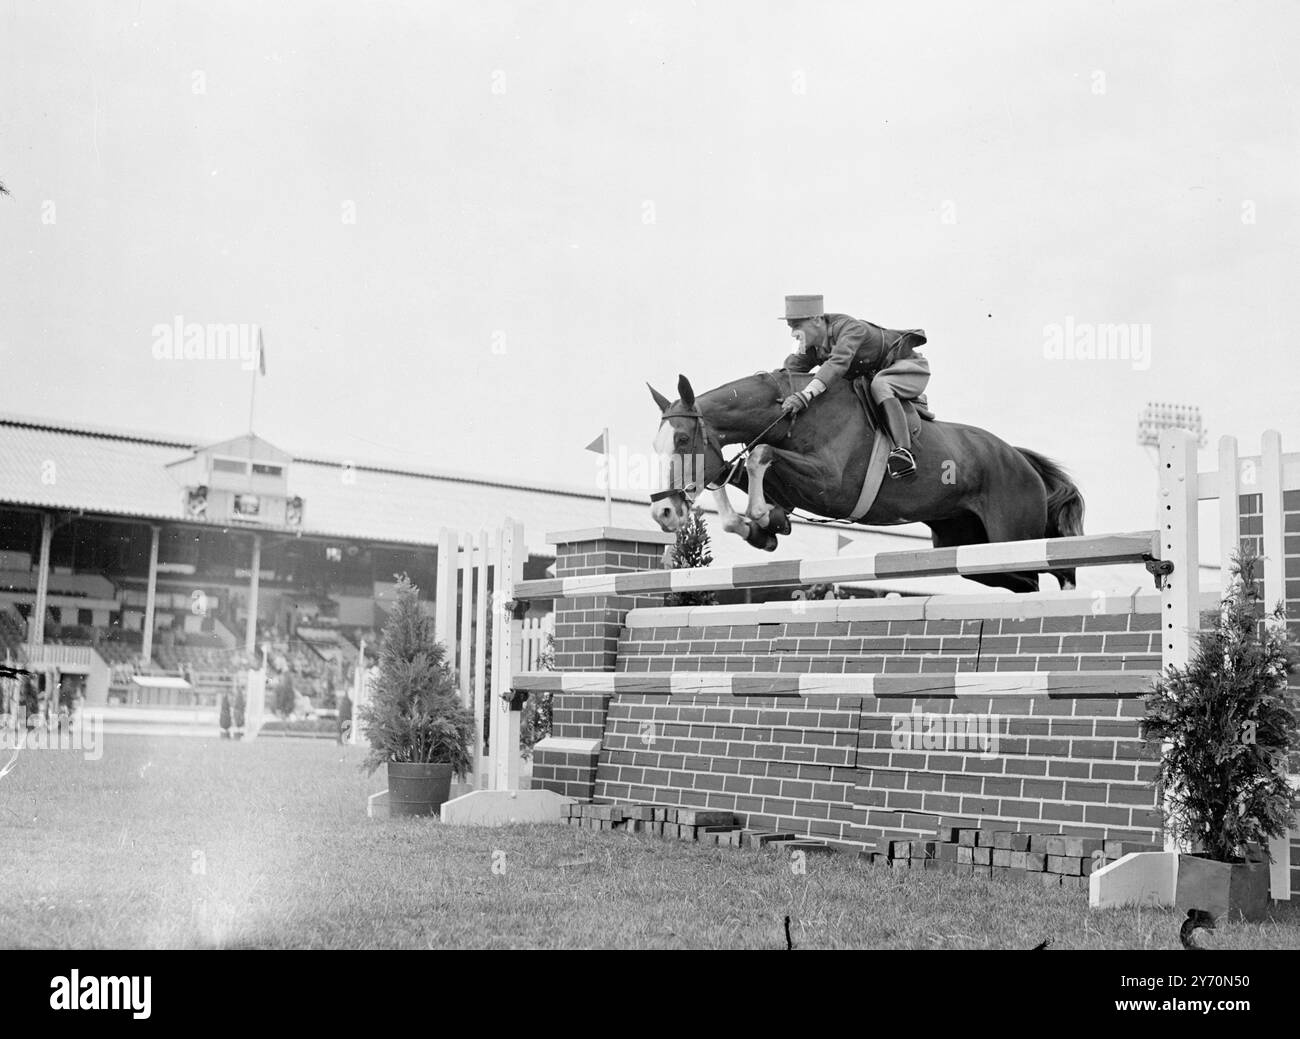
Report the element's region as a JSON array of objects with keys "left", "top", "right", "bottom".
[
  {"left": 245, "top": 534, "right": 262, "bottom": 656},
  {"left": 489, "top": 521, "right": 524, "bottom": 792},
  {"left": 530, "top": 526, "right": 675, "bottom": 802},
  {"left": 1157, "top": 429, "right": 1200, "bottom": 674},
  {"left": 28, "top": 513, "right": 53, "bottom": 649},
  {"left": 1257, "top": 431, "right": 1293, "bottom": 901},
  {"left": 1157, "top": 430, "right": 1199, "bottom": 854},
  {"left": 141, "top": 525, "right": 161, "bottom": 664}
]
